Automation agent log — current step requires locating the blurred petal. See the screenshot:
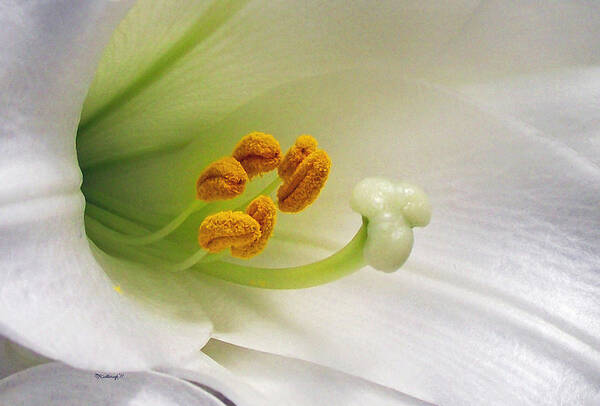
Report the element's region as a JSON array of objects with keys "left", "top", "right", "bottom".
[
  {"left": 160, "top": 349, "right": 269, "bottom": 406},
  {"left": 200, "top": 339, "right": 435, "bottom": 406},
  {"left": 0, "top": 363, "right": 227, "bottom": 406},
  {"left": 0, "top": 0, "right": 212, "bottom": 370},
  {"left": 0, "top": 336, "right": 49, "bottom": 380}
]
